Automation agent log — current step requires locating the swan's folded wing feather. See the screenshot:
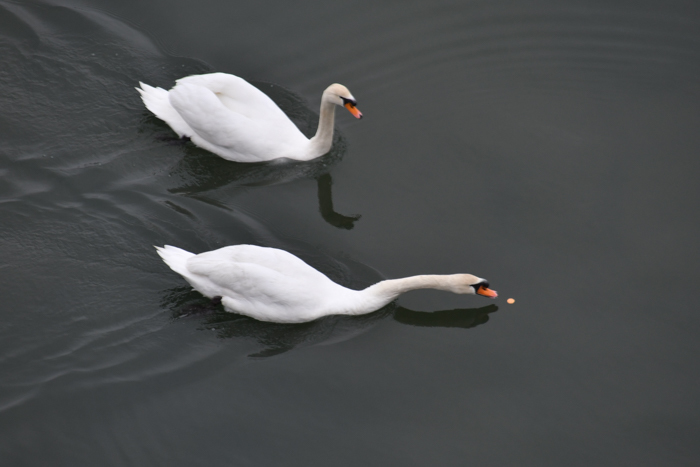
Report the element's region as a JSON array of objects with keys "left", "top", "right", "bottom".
[
  {"left": 185, "top": 245, "right": 340, "bottom": 308},
  {"left": 187, "top": 245, "right": 332, "bottom": 288},
  {"left": 187, "top": 257, "right": 319, "bottom": 308},
  {"left": 176, "top": 73, "right": 287, "bottom": 122},
  {"left": 168, "top": 83, "right": 254, "bottom": 148},
  {"left": 207, "top": 245, "right": 326, "bottom": 278},
  {"left": 168, "top": 83, "right": 308, "bottom": 160}
]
